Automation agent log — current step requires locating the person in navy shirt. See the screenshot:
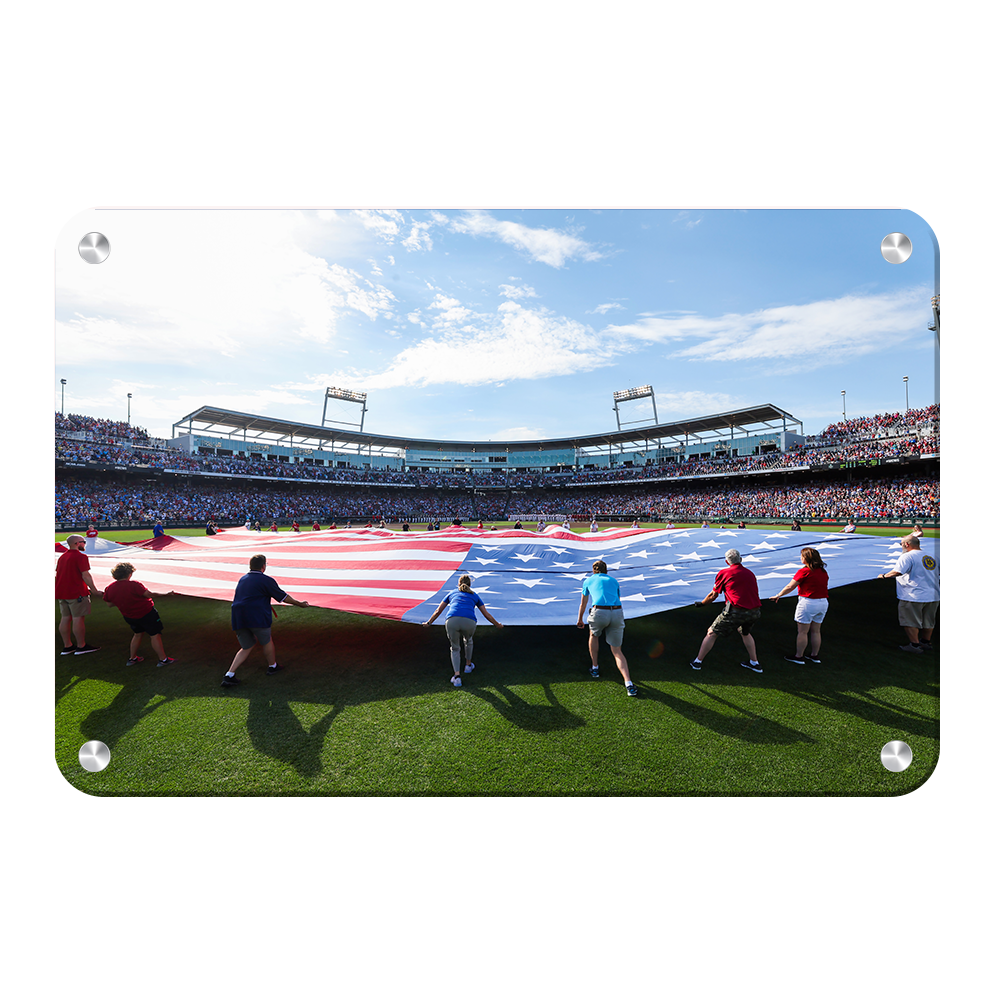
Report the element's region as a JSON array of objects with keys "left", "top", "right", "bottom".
[
  {"left": 422, "top": 574, "right": 503, "bottom": 687},
  {"left": 221, "top": 553, "right": 311, "bottom": 688},
  {"left": 577, "top": 559, "right": 637, "bottom": 696}
]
